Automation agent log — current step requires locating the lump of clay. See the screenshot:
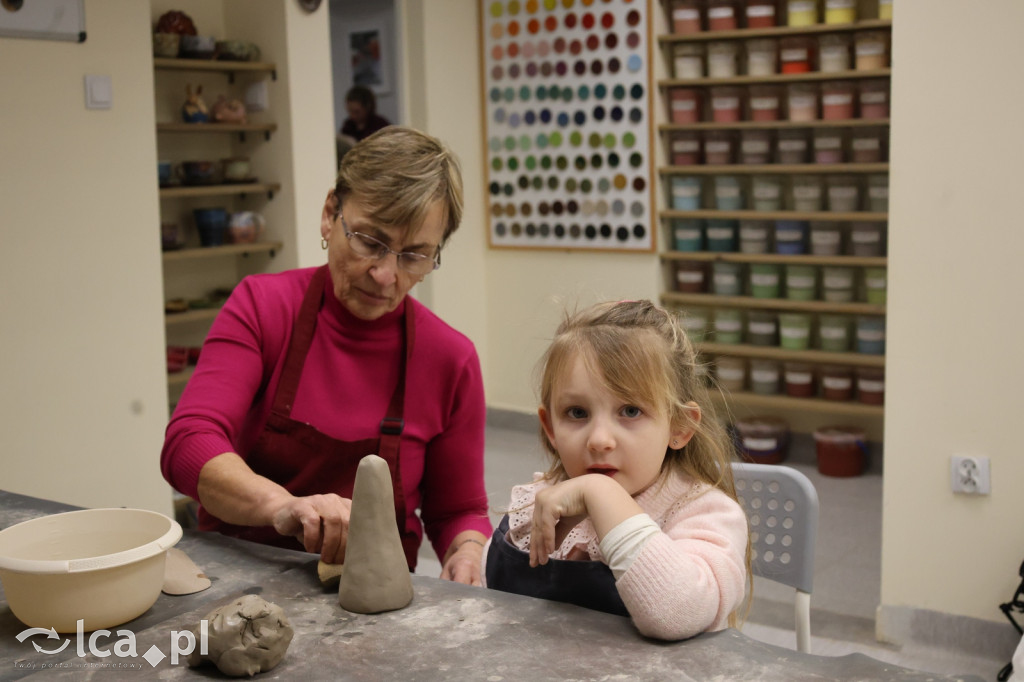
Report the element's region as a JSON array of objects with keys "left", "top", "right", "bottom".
[
  {"left": 337, "top": 454, "right": 414, "bottom": 614},
  {"left": 188, "top": 594, "right": 294, "bottom": 677}
]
